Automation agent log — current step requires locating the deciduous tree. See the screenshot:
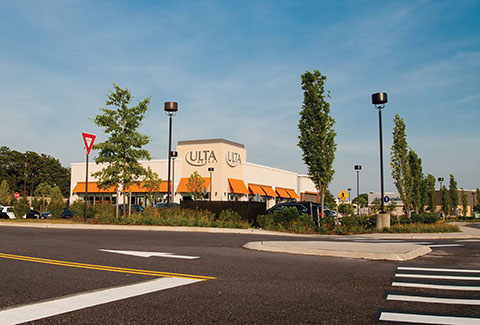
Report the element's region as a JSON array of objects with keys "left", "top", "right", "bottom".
[
  {"left": 391, "top": 114, "right": 412, "bottom": 218},
  {"left": 448, "top": 174, "right": 458, "bottom": 217},
  {"left": 92, "top": 84, "right": 151, "bottom": 217},
  {"left": 425, "top": 174, "right": 436, "bottom": 212},
  {"left": 298, "top": 70, "right": 336, "bottom": 223},
  {"left": 408, "top": 150, "right": 424, "bottom": 214},
  {"left": 441, "top": 186, "right": 450, "bottom": 218},
  {"left": 186, "top": 171, "right": 205, "bottom": 201},
  {"left": 34, "top": 182, "right": 52, "bottom": 212},
  {"left": 0, "top": 180, "right": 12, "bottom": 205}
]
